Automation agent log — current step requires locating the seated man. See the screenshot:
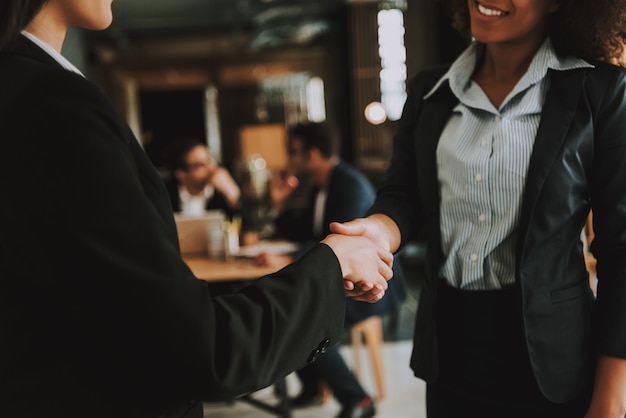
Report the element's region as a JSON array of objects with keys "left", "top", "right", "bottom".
[
  {"left": 256, "top": 122, "right": 407, "bottom": 418},
  {"left": 164, "top": 137, "right": 241, "bottom": 218}
]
